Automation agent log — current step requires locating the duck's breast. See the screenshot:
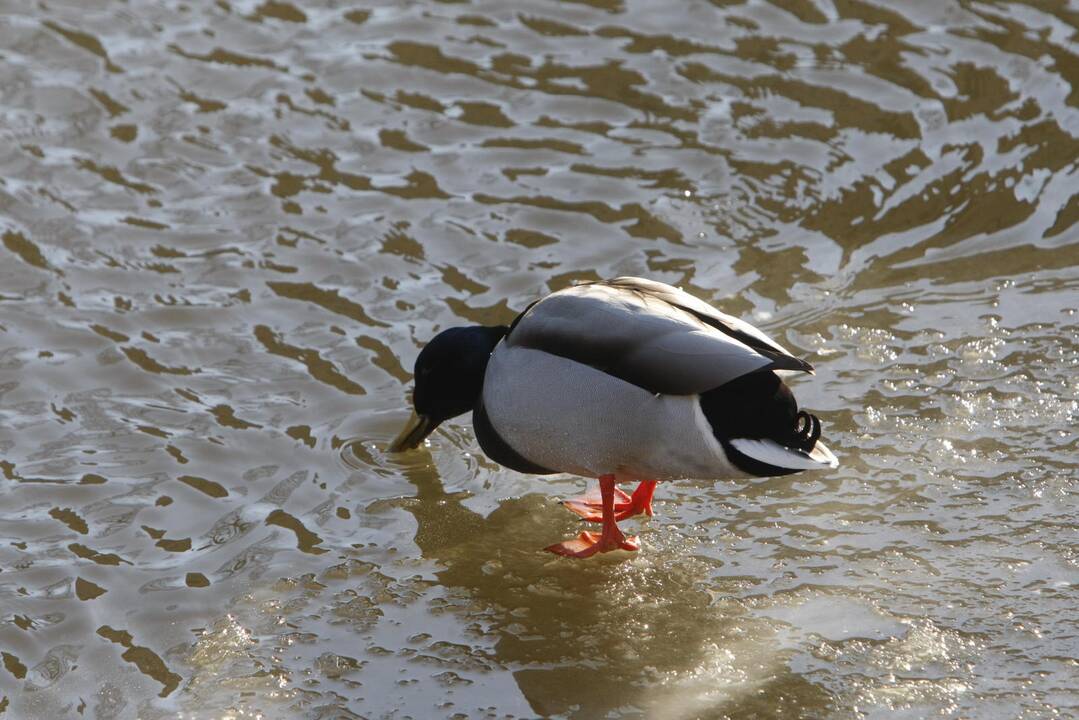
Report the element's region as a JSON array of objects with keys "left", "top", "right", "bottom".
[{"left": 479, "top": 345, "right": 750, "bottom": 480}]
